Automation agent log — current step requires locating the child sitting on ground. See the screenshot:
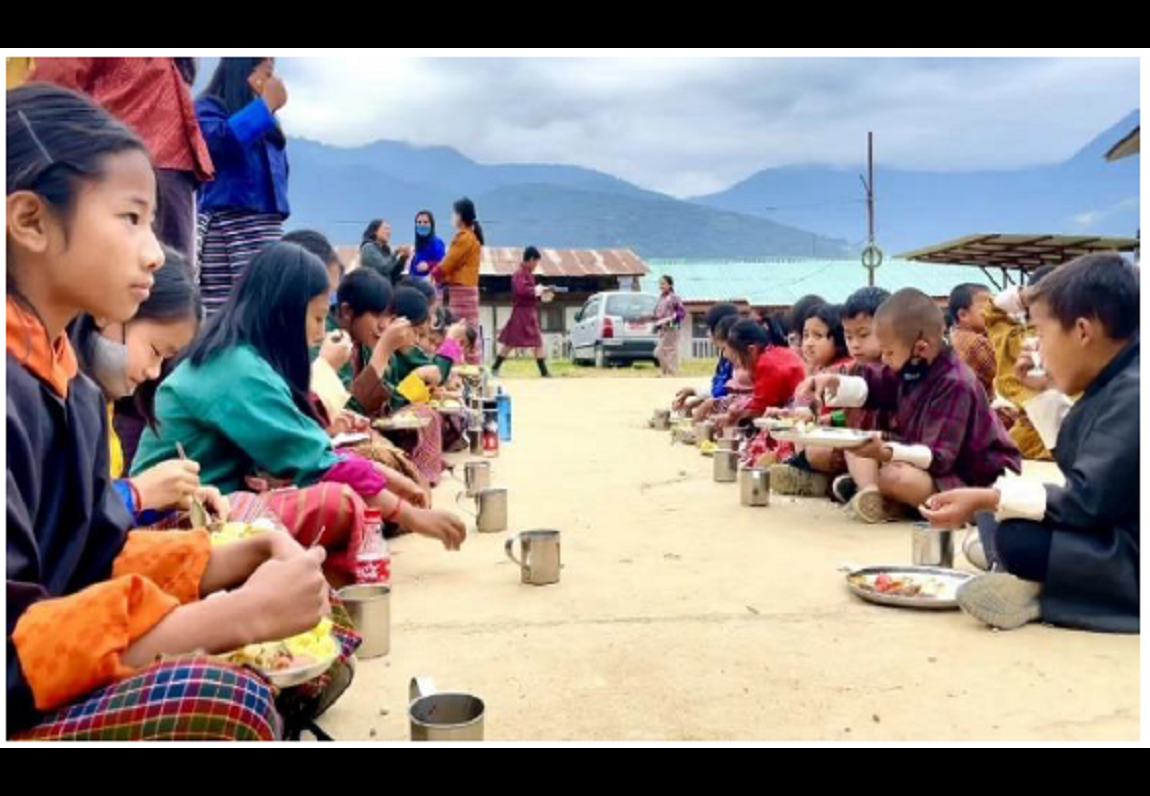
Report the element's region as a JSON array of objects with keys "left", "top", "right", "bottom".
[
  {"left": 828, "top": 287, "right": 892, "bottom": 505},
  {"left": 983, "top": 266, "right": 1062, "bottom": 461},
  {"left": 923, "top": 254, "right": 1139, "bottom": 633},
  {"left": 673, "top": 304, "right": 741, "bottom": 421},
  {"left": 799, "top": 288, "right": 1021, "bottom": 524},
  {"left": 947, "top": 283, "right": 997, "bottom": 399},
  {"left": 770, "top": 302, "right": 855, "bottom": 497}
]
